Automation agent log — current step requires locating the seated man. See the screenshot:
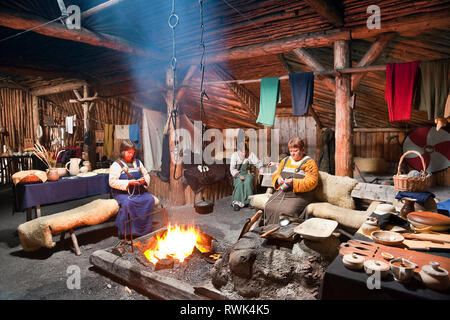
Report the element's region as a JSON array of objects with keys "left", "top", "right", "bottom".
[{"left": 109, "top": 139, "right": 154, "bottom": 238}]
